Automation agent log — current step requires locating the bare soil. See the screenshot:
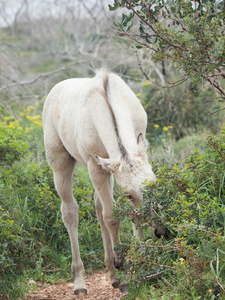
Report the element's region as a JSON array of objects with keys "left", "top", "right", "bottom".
[{"left": 24, "top": 270, "right": 128, "bottom": 300}]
